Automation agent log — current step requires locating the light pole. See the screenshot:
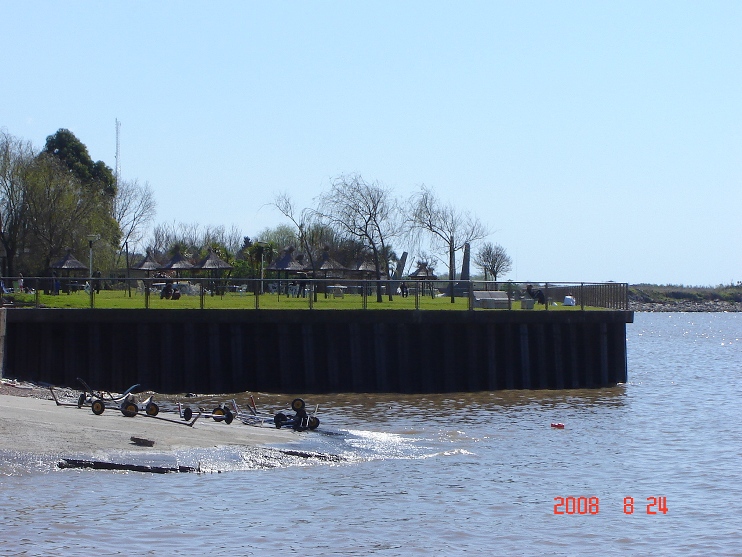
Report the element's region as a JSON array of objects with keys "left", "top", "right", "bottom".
[
  {"left": 255, "top": 242, "right": 269, "bottom": 294},
  {"left": 87, "top": 234, "right": 100, "bottom": 306},
  {"left": 87, "top": 234, "right": 100, "bottom": 278}
]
